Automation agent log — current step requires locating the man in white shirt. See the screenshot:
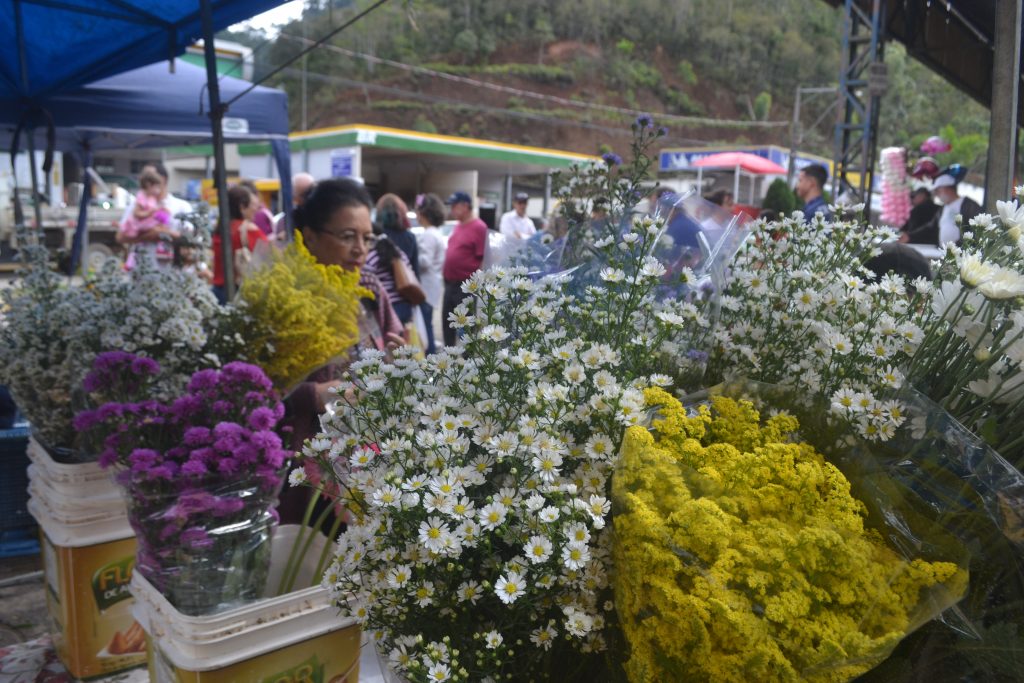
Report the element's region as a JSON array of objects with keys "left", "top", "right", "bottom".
[
  {"left": 499, "top": 192, "right": 537, "bottom": 240},
  {"left": 932, "top": 172, "right": 981, "bottom": 246}
]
